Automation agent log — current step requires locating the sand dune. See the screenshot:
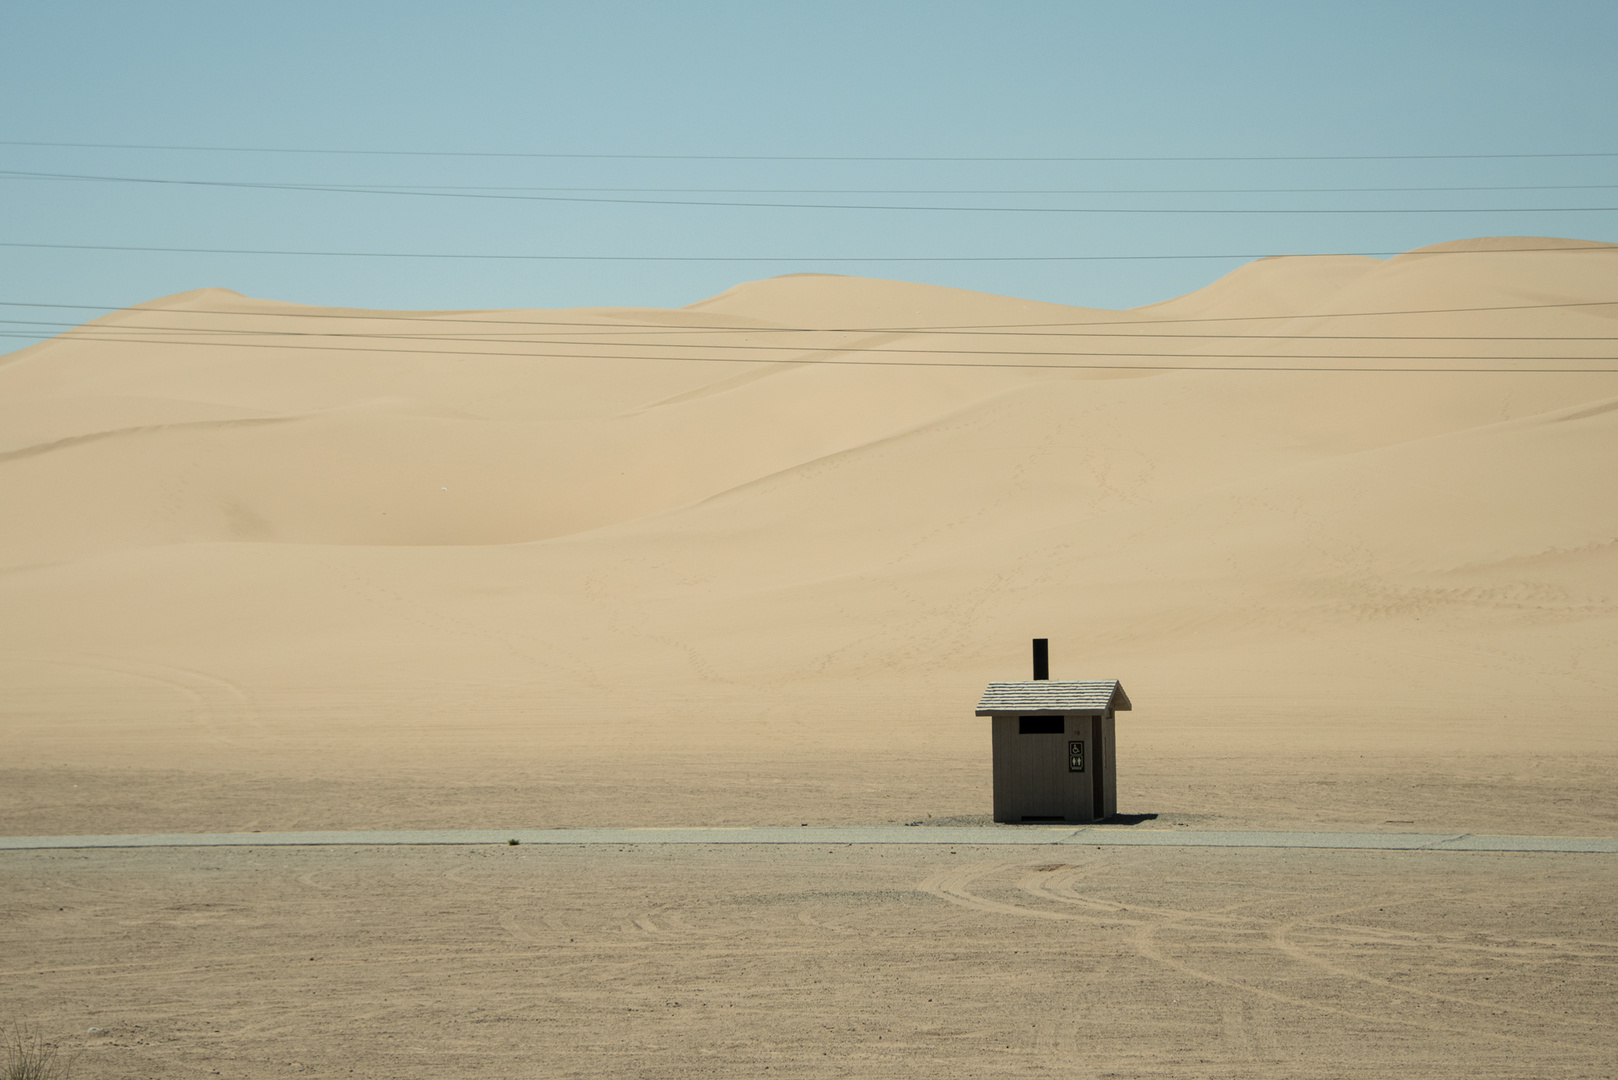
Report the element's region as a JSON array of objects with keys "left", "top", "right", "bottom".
[{"left": 2, "top": 238, "right": 1615, "bottom": 833}]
